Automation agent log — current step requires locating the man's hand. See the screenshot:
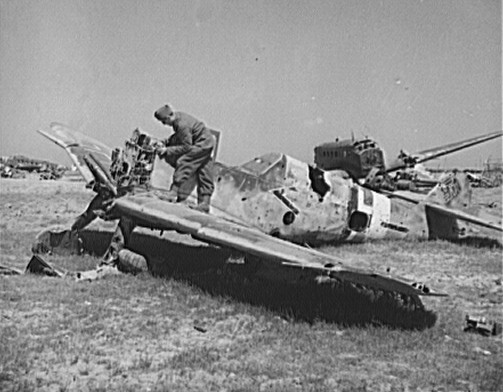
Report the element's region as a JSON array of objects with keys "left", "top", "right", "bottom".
[
  {"left": 157, "top": 145, "right": 181, "bottom": 158},
  {"left": 155, "top": 145, "right": 168, "bottom": 156}
]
